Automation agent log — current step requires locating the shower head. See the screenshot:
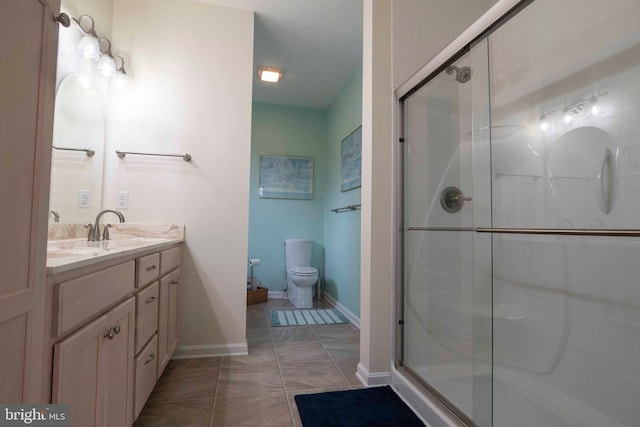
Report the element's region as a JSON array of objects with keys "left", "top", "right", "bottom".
[{"left": 446, "top": 65, "right": 472, "bottom": 83}]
